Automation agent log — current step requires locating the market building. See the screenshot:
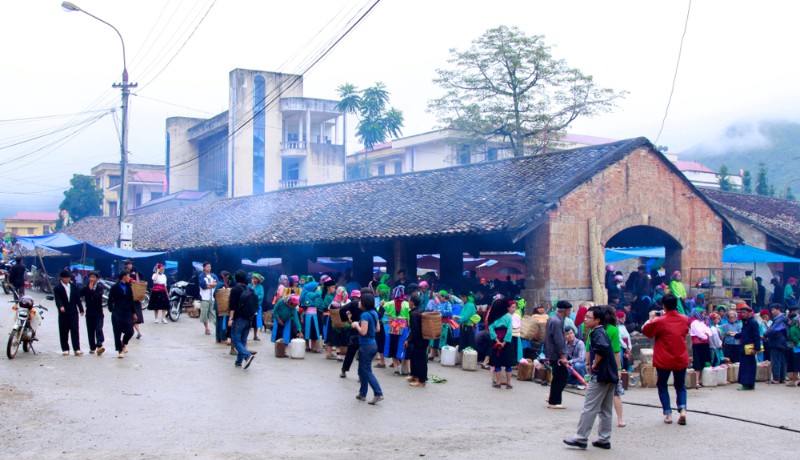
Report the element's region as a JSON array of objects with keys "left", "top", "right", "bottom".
[{"left": 61, "top": 137, "right": 735, "bottom": 306}]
